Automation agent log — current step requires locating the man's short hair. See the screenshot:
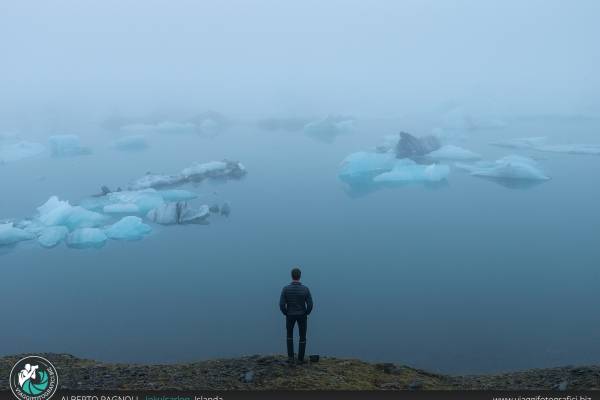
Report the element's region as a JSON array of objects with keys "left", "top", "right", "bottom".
[{"left": 291, "top": 267, "right": 301, "bottom": 280}]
